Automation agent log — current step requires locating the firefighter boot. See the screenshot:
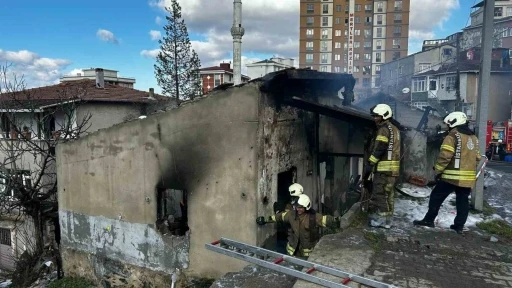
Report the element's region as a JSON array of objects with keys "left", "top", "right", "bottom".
[{"left": 413, "top": 219, "right": 435, "bottom": 228}]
